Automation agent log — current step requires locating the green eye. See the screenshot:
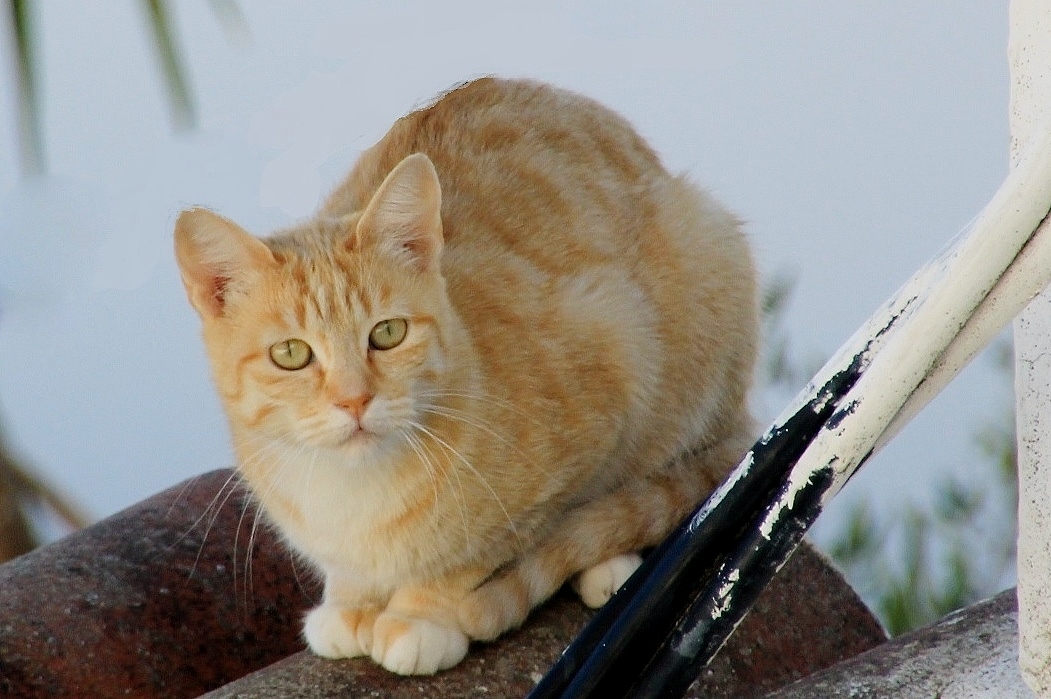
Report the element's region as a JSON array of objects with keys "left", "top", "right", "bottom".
[
  {"left": 269, "top": 338, "right": 313, "bottom": 370},
  {"left": 369, "top": 318, "right": 408, "bottom": 350}
]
